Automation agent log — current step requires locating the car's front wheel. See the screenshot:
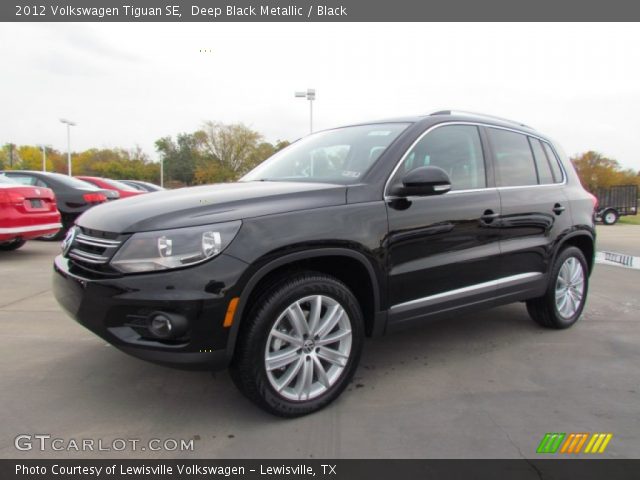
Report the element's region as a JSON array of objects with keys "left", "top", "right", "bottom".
[
  {"left": 526, "top": 246, "right": 589, "bottom": 329},
  {"left": 230, "top": 272, "right": 364, "bottom": 417}
]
